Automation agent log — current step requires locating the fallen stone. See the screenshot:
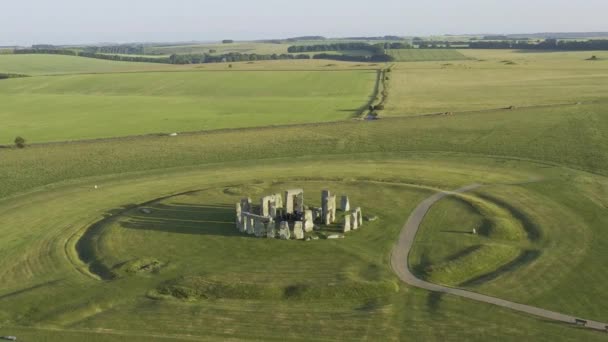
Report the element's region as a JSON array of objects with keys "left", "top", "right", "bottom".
[
  {"left": 327, "top": 234, "right": 344, "bottom": 239},
  {"left": 365, "top": 215, "right": 378, "bottom": 222},
  {"left": 140, "top": 208, "right": 152, "bottom": 214}
]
